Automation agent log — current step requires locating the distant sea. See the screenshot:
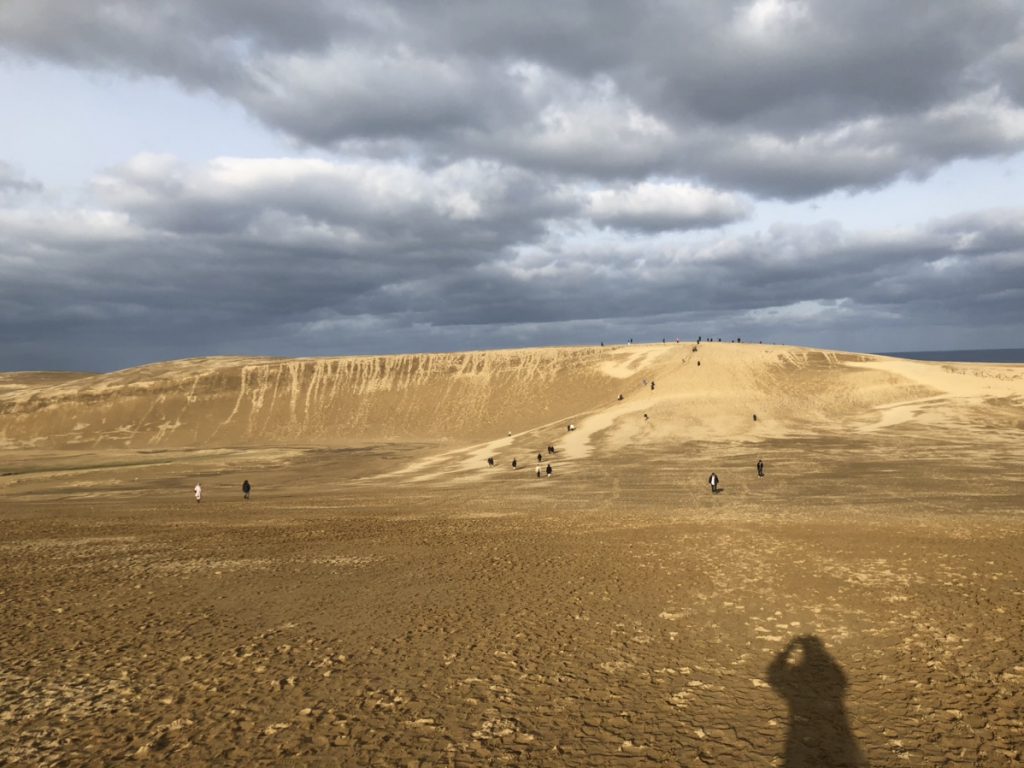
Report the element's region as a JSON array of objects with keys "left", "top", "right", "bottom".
[{"left": 880, "top": 348, "right": 1024, "bottom": 364}]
